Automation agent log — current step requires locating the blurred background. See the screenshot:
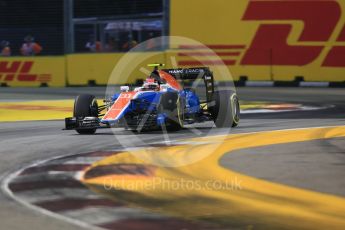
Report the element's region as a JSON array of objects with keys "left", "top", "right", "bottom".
[
  {"left": 0, "top": 0, "right": 344, "bottom": 87},
  {"left": 0, "top": 0, "right": 166, "bottom": 55}
]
